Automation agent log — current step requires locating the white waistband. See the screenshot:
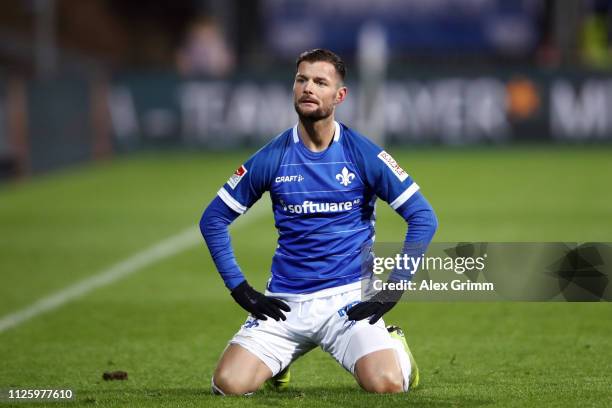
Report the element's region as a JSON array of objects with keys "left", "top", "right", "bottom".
[{"left": 264, "top": 281, "right": 362, "bottom": 302}]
